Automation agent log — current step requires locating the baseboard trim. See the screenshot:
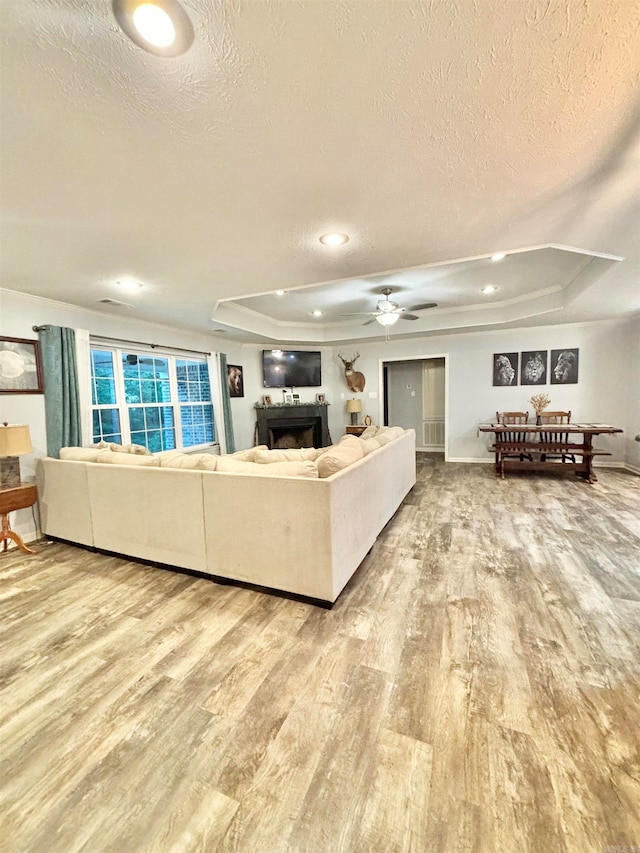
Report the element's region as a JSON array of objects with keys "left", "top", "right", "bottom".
[
  {"left": 446, "top": 457, "right": 493, "bottom": 464},
  {"left": 624, "top": 462, "right": 640, "bottom": 476}
]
